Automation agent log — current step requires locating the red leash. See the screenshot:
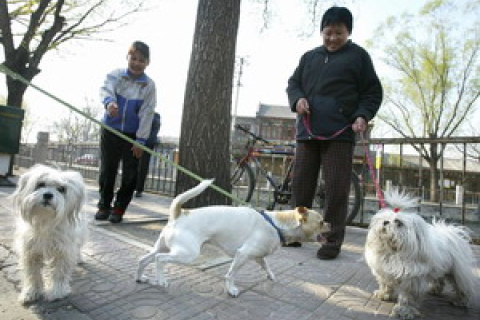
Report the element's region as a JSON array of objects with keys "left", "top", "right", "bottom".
[
  {"left": 302, "top": 113, "right": 386, "bottom": 208},
  {"left": 360, "top": 132, "right": 386, "bottom": 208},
  {"left": 302, "top": 113, "right": 352, "bottom": 140}
]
